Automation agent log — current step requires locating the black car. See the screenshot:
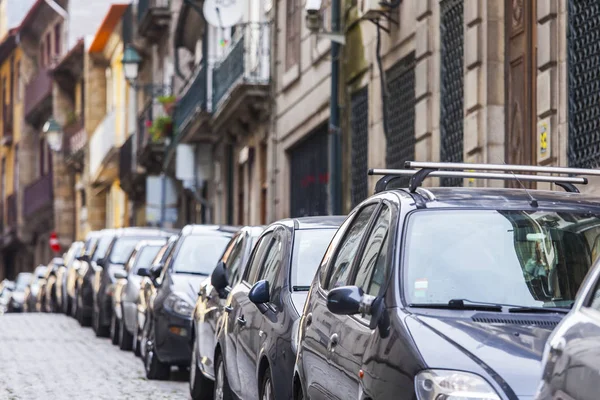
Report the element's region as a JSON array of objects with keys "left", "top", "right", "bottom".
[
  {"left": 293, "top": 162, "right": 600, "bottom": 400},
  {"left": 92, "top": 227, "right": 176, "bottom": 337},
  {"left": 190, "top": 225, "right": 265, "bottom": 399},
  {"left": 214, "top": 216, "right": 344, "bottom": 400},
  {"left": 140, "top": 224, "right": 238, "bottom": 380},
  {"left": 536, "top": 242, "right": 600, "bottom": 400}
]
